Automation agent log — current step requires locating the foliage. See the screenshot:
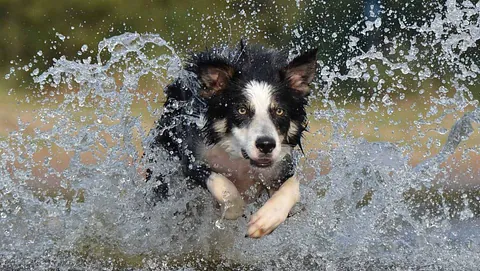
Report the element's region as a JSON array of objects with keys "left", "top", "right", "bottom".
[{"left": 0, "top": 0, "right": 478, "bottom": 100}]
